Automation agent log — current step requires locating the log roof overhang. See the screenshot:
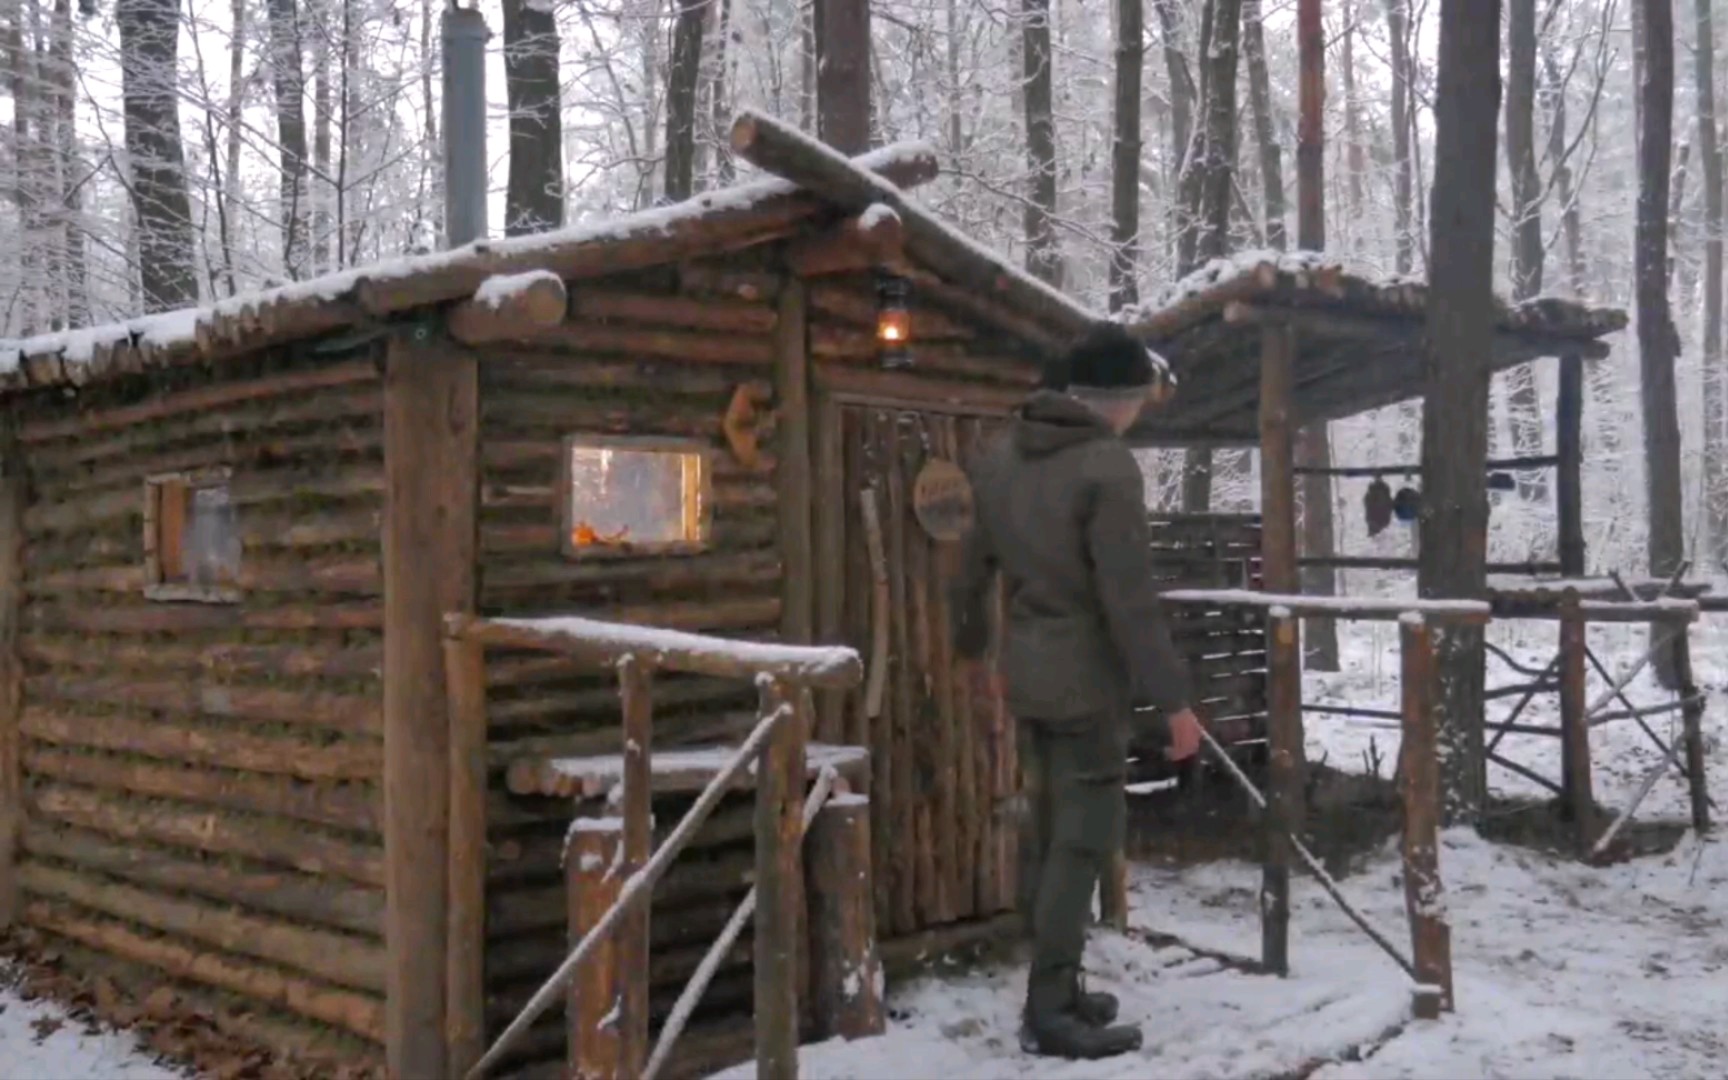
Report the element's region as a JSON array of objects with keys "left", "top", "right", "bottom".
[{"left": 1120, "top": 257, "right": 1629, "bottom": 447}]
